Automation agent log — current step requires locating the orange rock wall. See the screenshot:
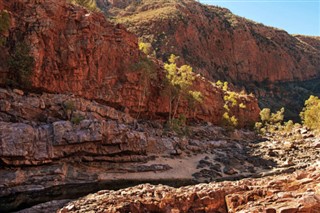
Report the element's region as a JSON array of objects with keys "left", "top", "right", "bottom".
[{"left": 0, "top": 0, "right": 260, "bottom": 126}]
